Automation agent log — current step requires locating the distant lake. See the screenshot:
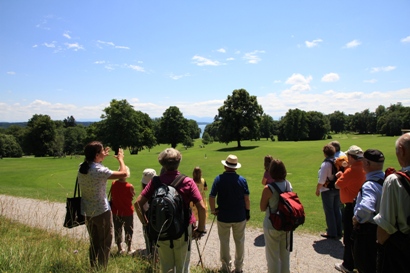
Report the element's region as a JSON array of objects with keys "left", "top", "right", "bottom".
[{"left": 198, "top": 123, "right": 209, "bottom": 138}]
